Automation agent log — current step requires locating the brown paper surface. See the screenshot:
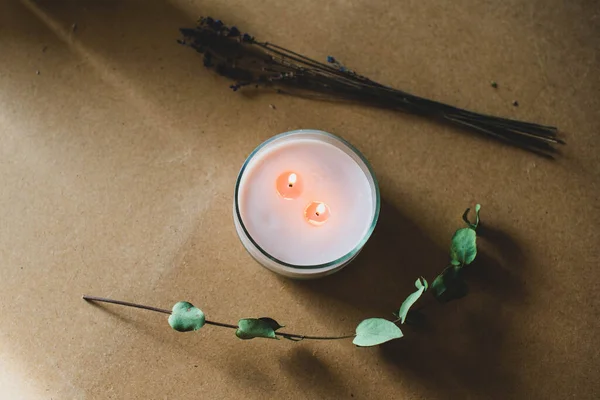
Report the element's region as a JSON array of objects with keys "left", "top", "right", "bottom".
[{"left": 1, "top": 0, "right": 598, "bottom": 399}]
